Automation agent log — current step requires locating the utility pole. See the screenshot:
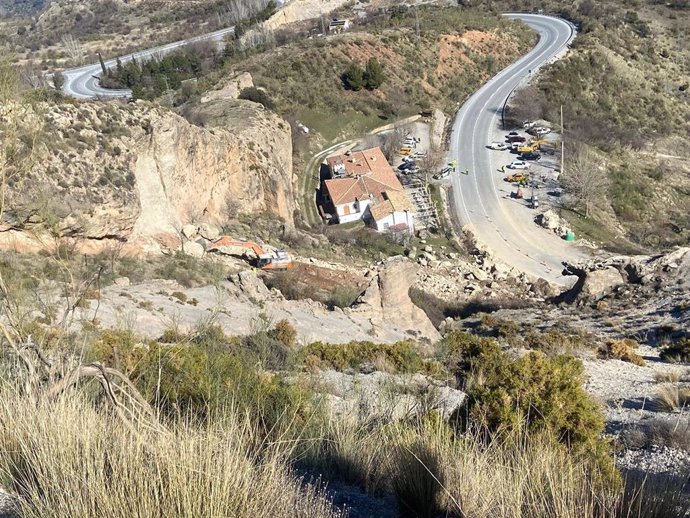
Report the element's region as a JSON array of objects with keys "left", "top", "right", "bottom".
[{"left": 560, "top": 104, "right": 565, "bottom": 175}]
